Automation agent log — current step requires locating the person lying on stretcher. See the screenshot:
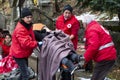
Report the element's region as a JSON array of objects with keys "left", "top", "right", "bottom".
[{"left": 33, "top": 23, "right": 85, "bottom": 80}]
